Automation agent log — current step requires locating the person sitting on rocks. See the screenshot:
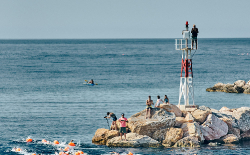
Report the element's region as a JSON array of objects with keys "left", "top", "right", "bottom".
[
  {"left": 106, "top": 112, "right": 118, "bottom": 130},
  {"left": 118, "top": 113, "right": 128, "bottom": 141},
  {"left": 163, "top": 95, "right": 169, "bottom": 104},
  {"left": 145, "top": 96, "right": 154, "bottom": 119},
  {"left": 155, "top": 95, "right": 163, "bottom": 108}
]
